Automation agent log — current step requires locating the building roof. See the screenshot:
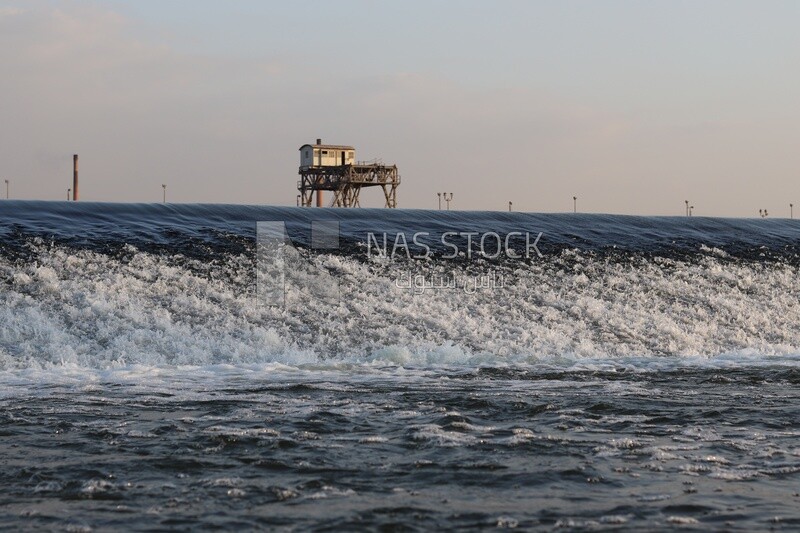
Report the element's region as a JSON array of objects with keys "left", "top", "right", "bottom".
[{"left": 299, "top": 143, "right": 355, "bottom": 151}]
